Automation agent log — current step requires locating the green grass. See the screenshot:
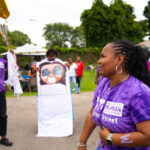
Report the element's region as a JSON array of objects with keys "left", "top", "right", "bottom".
[
  {"left": 80, "top": 70, "right": 96, "bottom": 92},
  {"left": 6, "top": 70, "right": 97, "bottom": 97},
  {"left": 6, "top": 90, "right": 37, "bottom": 97}
]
